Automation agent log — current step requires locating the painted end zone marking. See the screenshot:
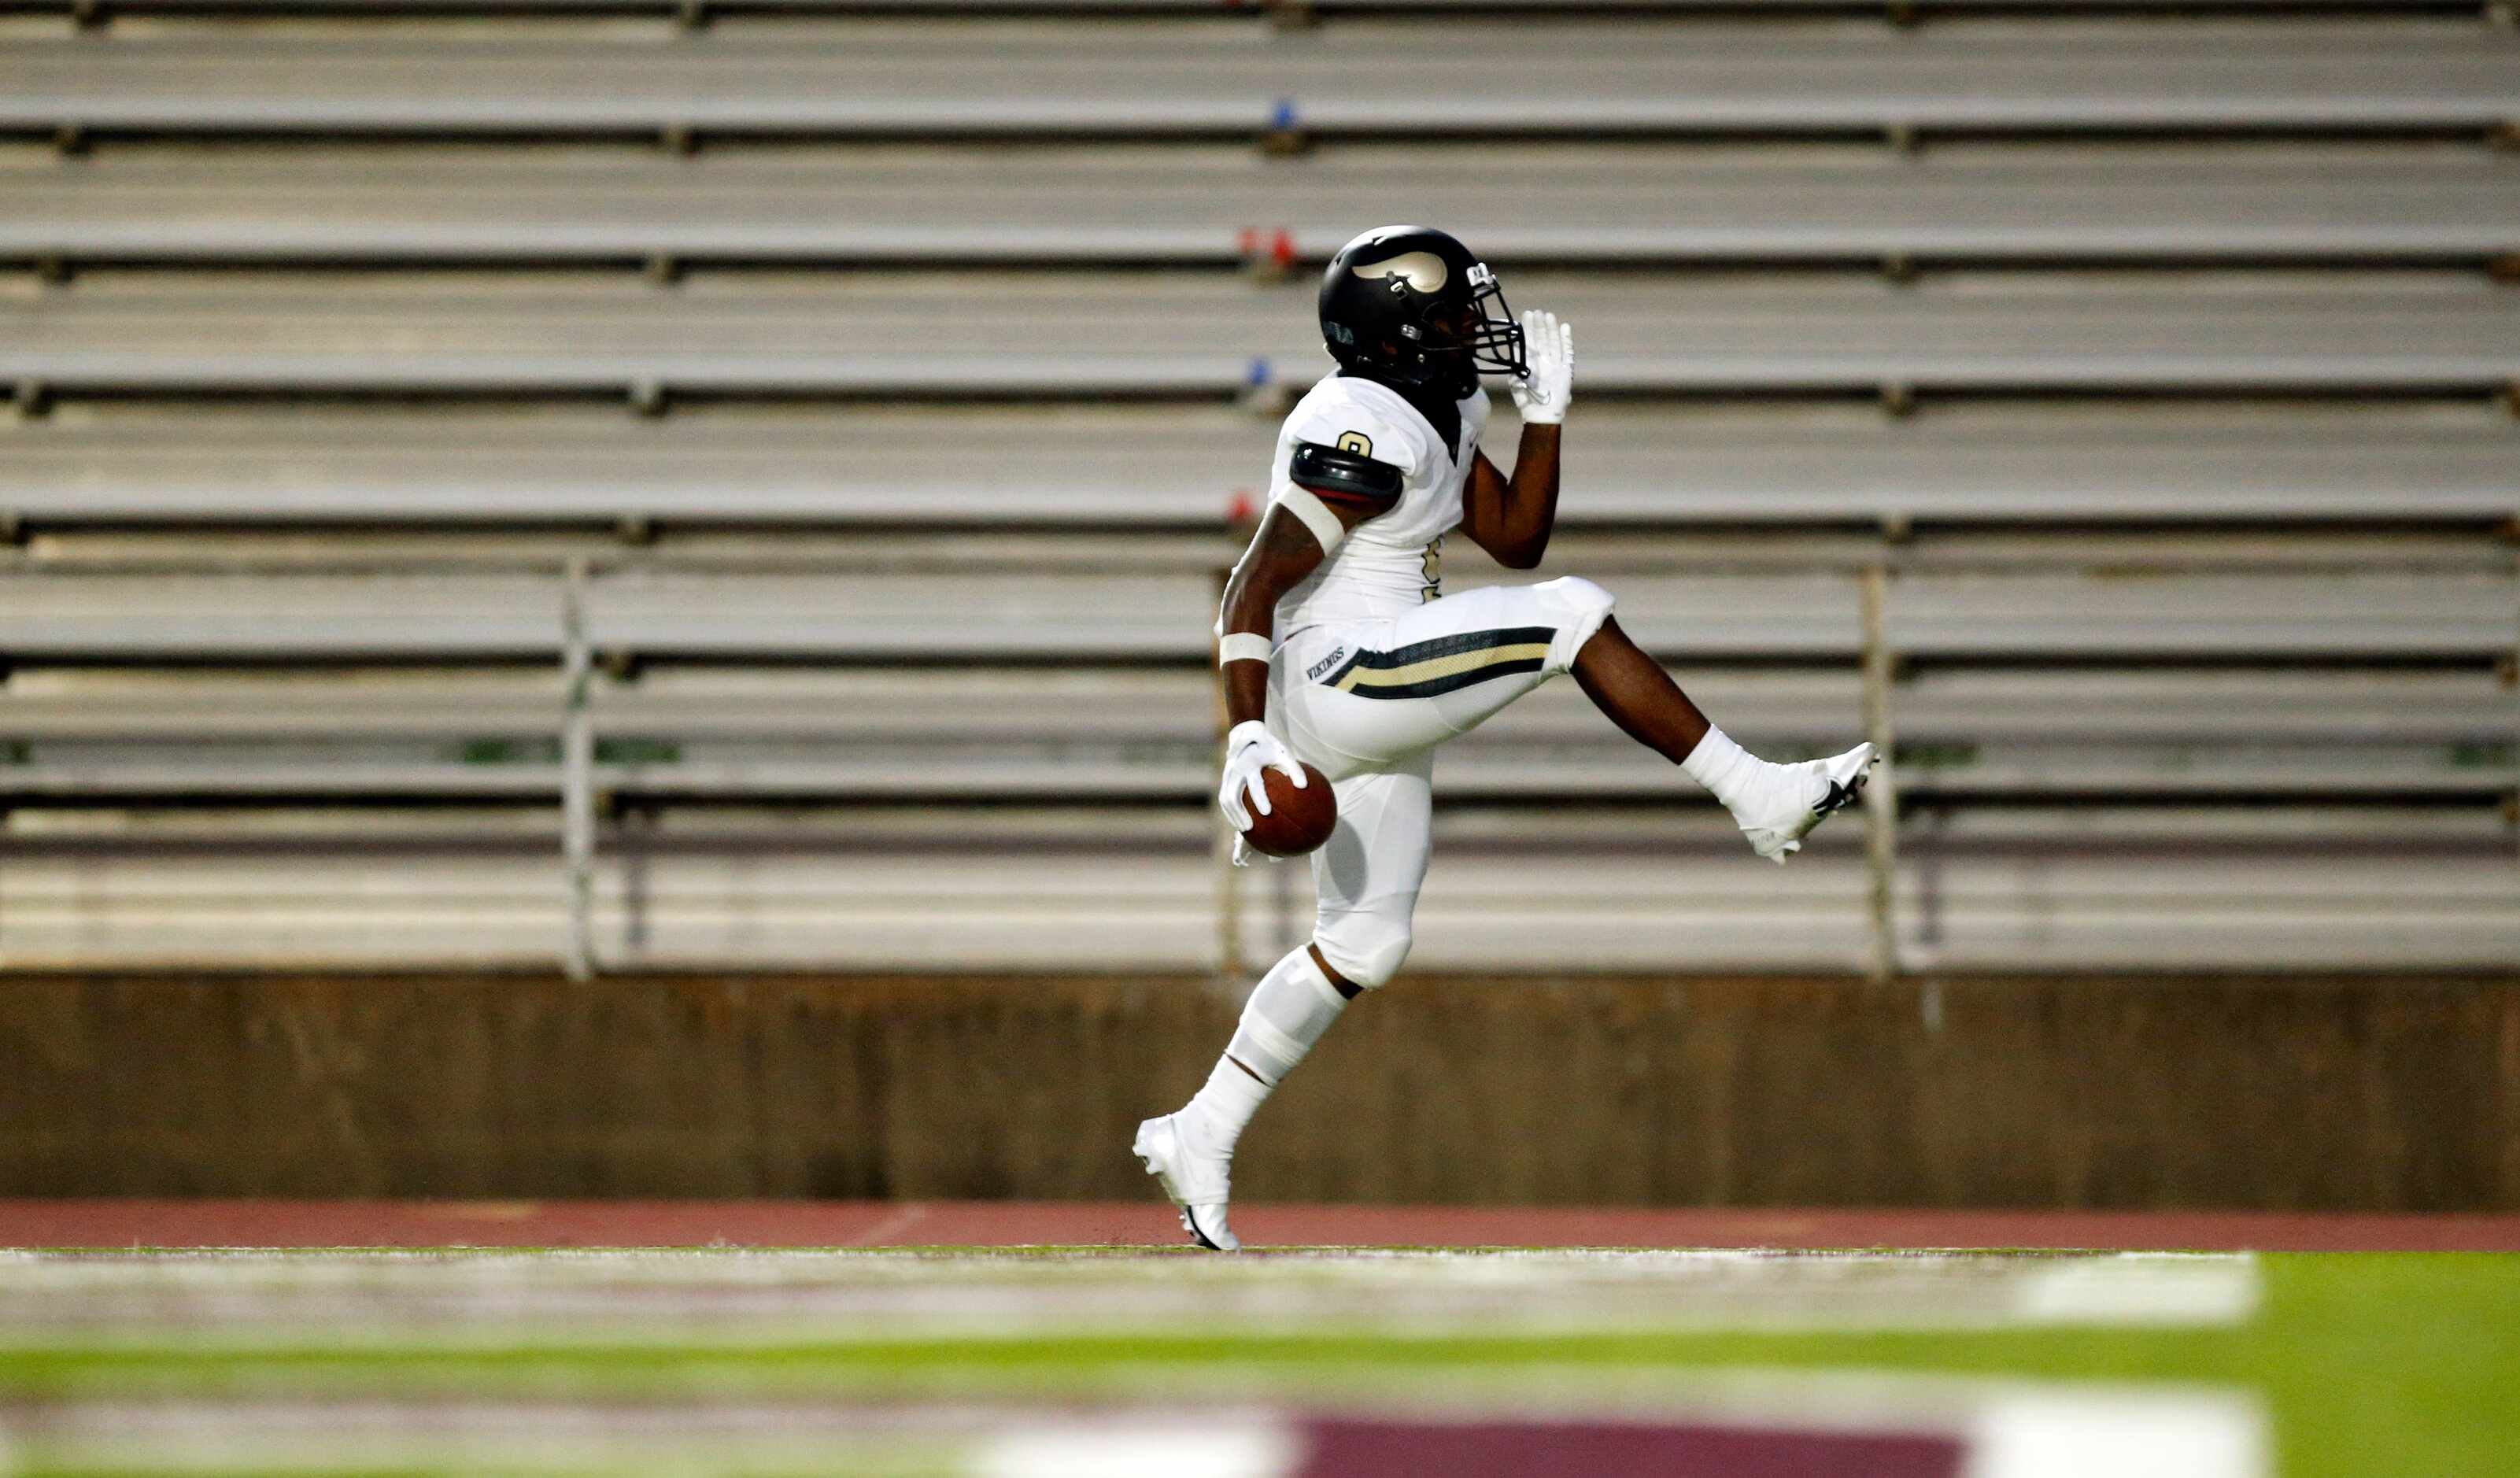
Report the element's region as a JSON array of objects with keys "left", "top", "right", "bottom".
[
  {"left": 967, "top": 1385, "right": 2269, "bottom": 1478},
  {"left": 1289, "top": 1417, "right": 1967, "bottom": 1477},
  {"left": 0, "top": 1387, "right": 2267, "bottom": 1478}
]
